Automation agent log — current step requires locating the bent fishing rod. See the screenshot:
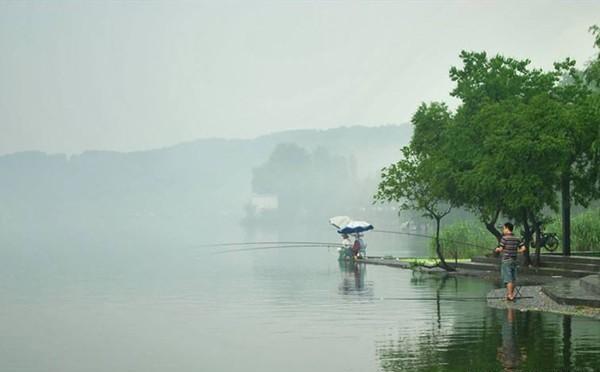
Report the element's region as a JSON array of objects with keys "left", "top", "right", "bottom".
[
  {"left": 373, "top": 229, "right": 492, "bottom": 250},
  {"left": 377, "top": 296, "right": 533, "bottom": 301},
  {"left": 200, "top": 228, "right": 494, "bottom": 255},
  {"left": 198, "top": 241, "right": 344, "bottom": 249},
  {"left": 210, "top": 243, "right": 342, "bottom": 255}
]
